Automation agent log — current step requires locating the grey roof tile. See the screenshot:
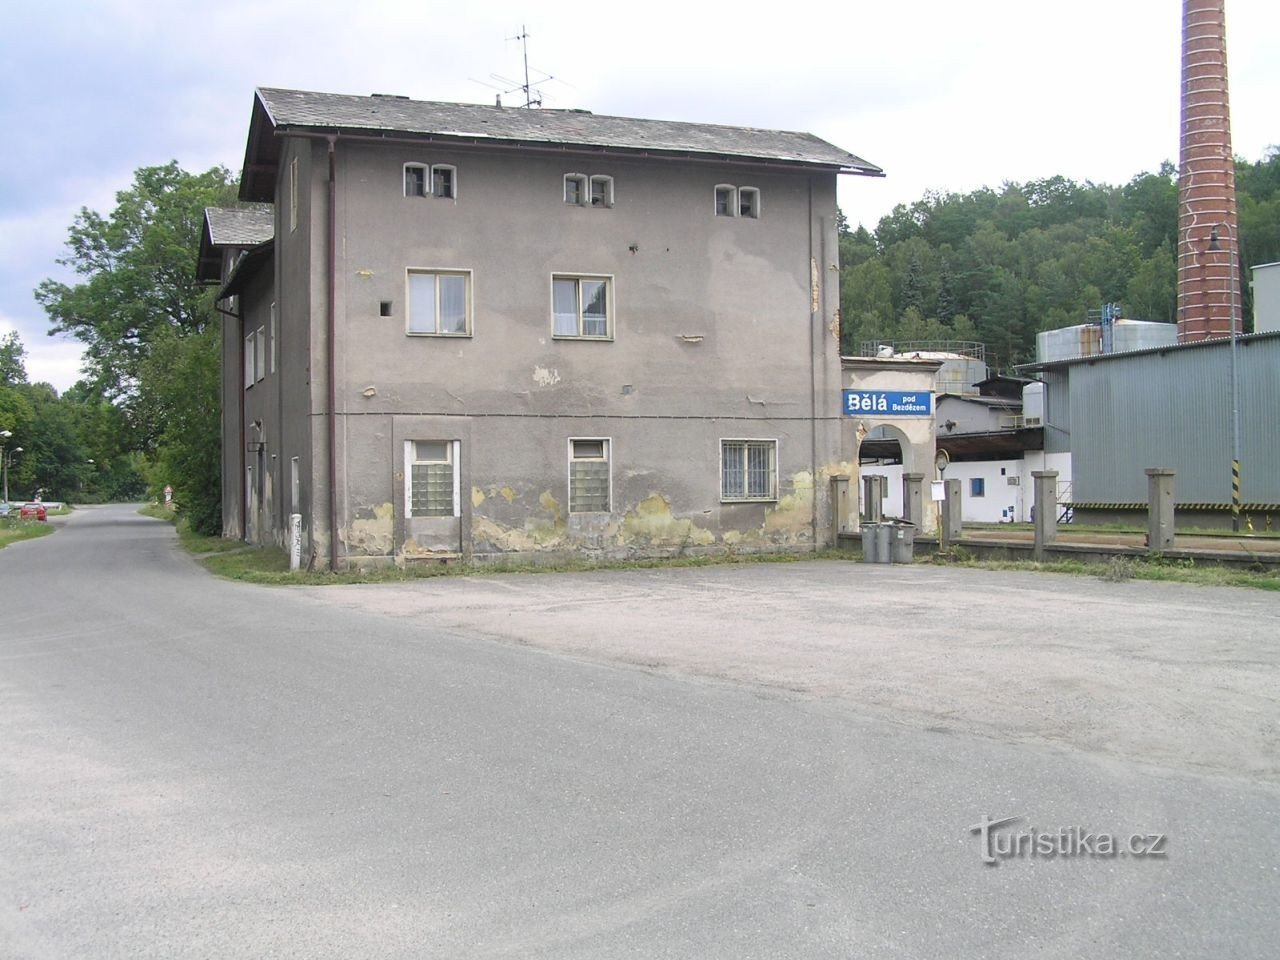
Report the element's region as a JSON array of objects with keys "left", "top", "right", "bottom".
[
  {"left": 204, "top": 206, "right": 274, "bottom": 246},
  {"left": 255, "top": 87, "right": 881, "bottom": 173}
]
